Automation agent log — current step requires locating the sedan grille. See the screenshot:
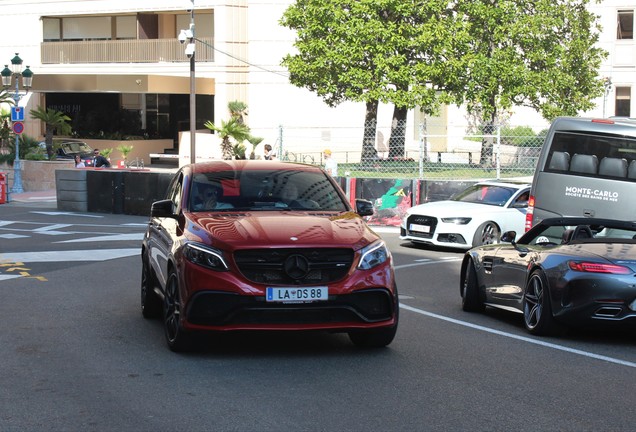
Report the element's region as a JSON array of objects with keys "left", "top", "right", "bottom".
[
  {"left": 186, "top": 289, "right": 395, "bottom": 326},
  {"left": 406, "top": 214, "right": 437, "bottom": 239},
  {"left": 234, "top": 248, "right": 354, "bottom": 285}
]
